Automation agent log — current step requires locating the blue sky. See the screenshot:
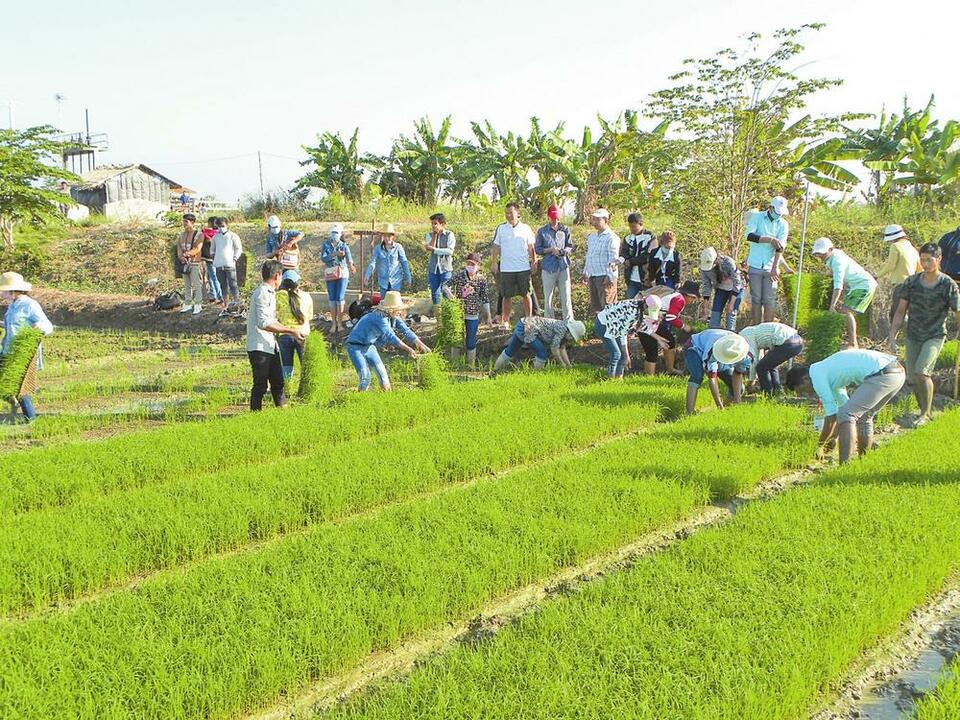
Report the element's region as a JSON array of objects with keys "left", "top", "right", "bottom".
[{"left": 4, "top": 0, "right": 958, "bottom": 201}]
